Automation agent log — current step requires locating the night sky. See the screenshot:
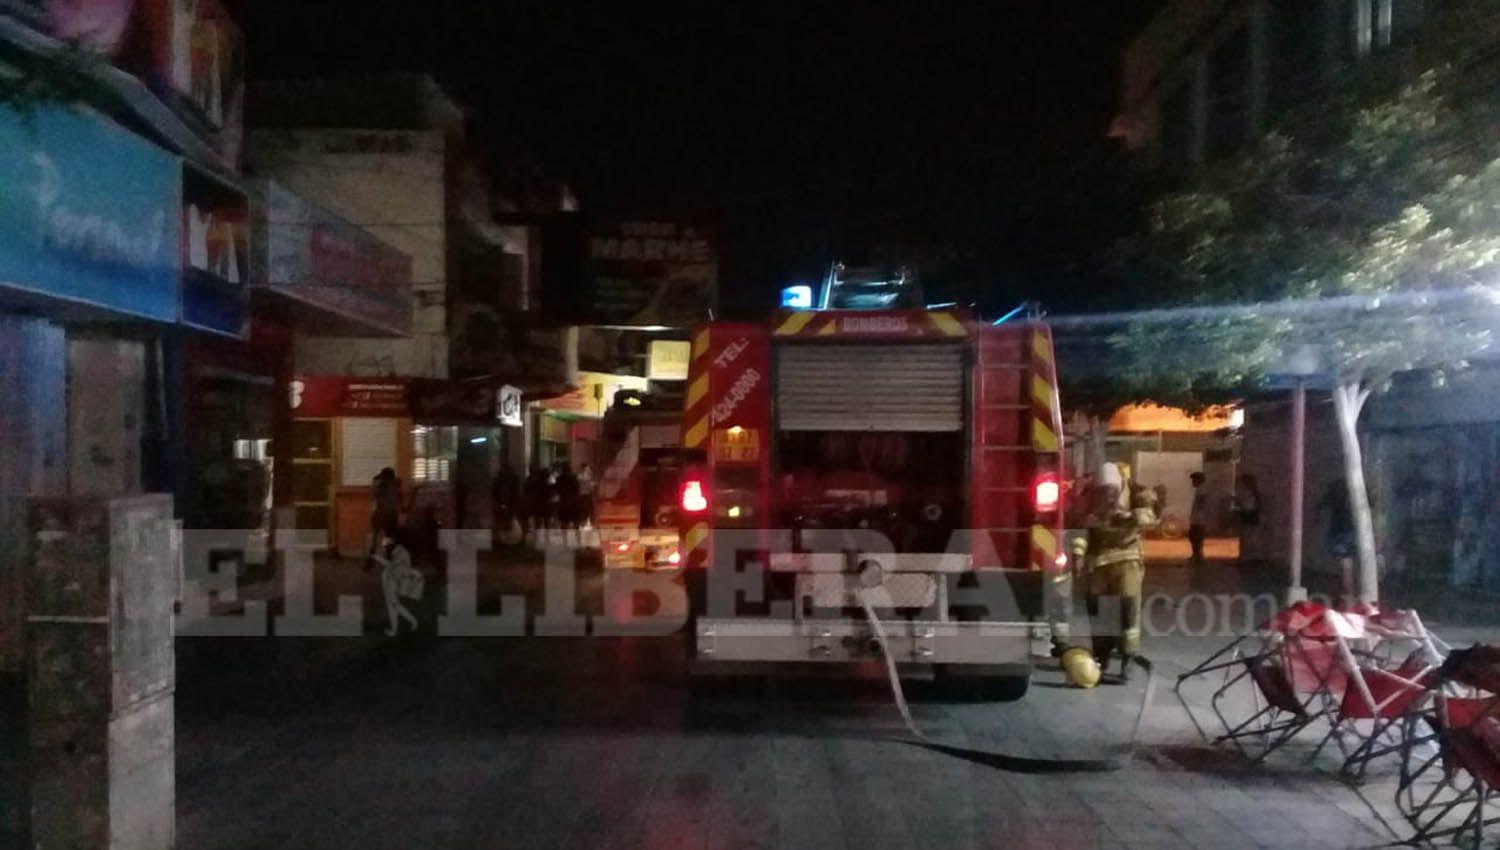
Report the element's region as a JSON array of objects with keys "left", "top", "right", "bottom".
[{"left": 228, "top": 1, "right": 1159, "bottom": 311}]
